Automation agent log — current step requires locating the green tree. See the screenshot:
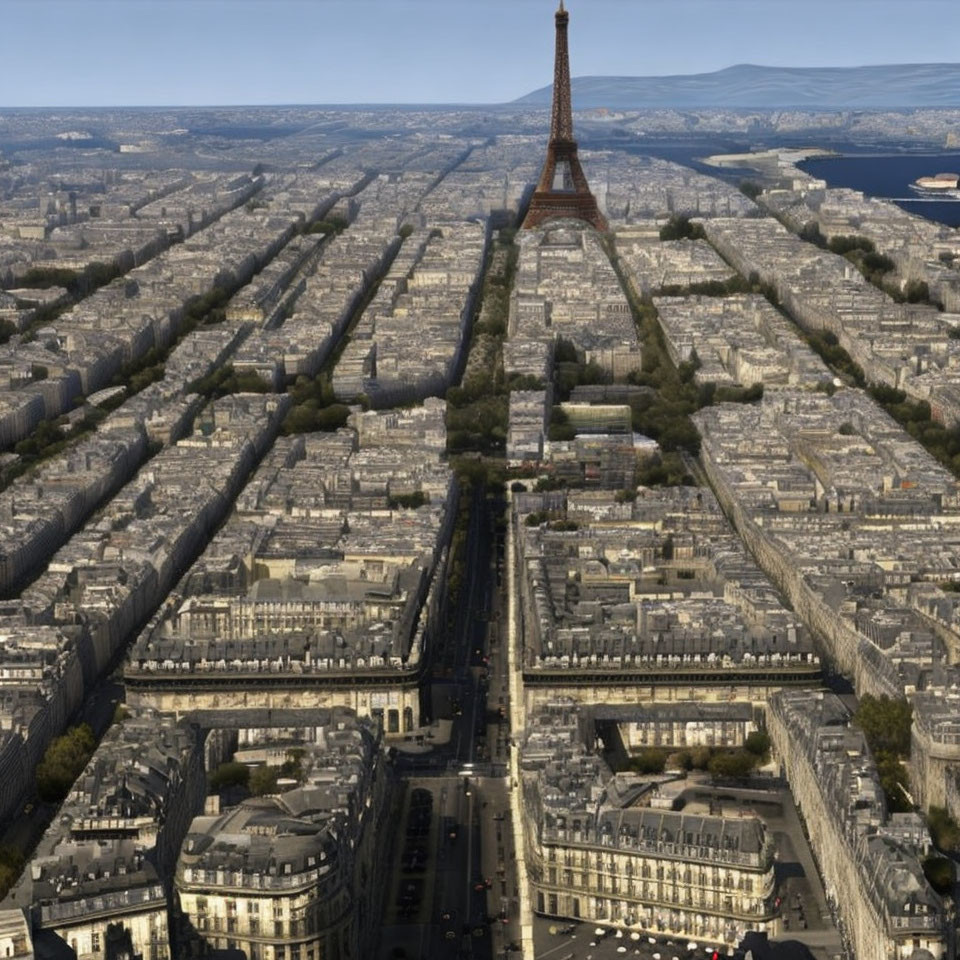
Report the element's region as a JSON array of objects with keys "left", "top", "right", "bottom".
[
  {"left": 875, "top": 752, "right": 911, "bottom": 812},
  {"left": 745, "top": 730, "right": 771, "bottom": 760},
  {"left": 904, "top": 279, "right": 931, "bottom": 304},
  {"left": 18, "top": 265, "right": 81, "bottom": 292},
  {"left": 629, "top": 749, "right": 667, "bottom": 774},
  {"left": 707, "top": 750, "right": 756, "bottom": 779},
  {"left": 0, "top": 847, "right": 25, "bottom": 901},
  {"left": 689, "top": 746, "right": 713, "bottom": 770},
  {"left": 659, "top": 215, "right": 705, "bottom": 242},
  {"left": 554, "top": 337, "right": 579, "bottom": 364},
  {"left": 249, "top": 765, "right": 280, "bottom": 796},
  {"left": 926, "top": 806, "right": 960, "bottom": 852},
  {"left": 862, "top": 251, "right": 895, "bottom": 276},
  {"left": 389, "top": 491, "right": 428, "bottom": 509},
  {"left": 714, "top": 383, "right": 763, "bottom": 404},
  {"left": 548, "top": 406, "right": 576, "bottom": 442},
  {"left": 799, "top": 222, "right": 828, "bottom": 249},
  {"left": 827, "top": 235, "right": 874, "bottom": 256},
  {"left": 636, "top": 452, "right": 695, "bottom": 488},
  {"left": 658, "top": 420, "right": 701, "bottom": 455},
  {"left": 853, "top": 694, "right": 912, "bottom": 758},
  {"left": 36, "top": 724, "right": 97, "bottom": 802},
  {"left": 208, "top": 761, "right": 250, "bottom": 793},
  {"left": 922, "top": 856, "right": 953, "bottom": 894}
]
